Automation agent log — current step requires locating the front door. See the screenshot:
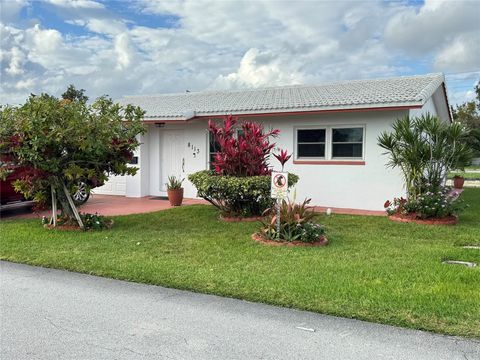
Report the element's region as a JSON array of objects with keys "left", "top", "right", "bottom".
[{"left": 160, "top": 129, "right": 185, "bottom": 193}]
